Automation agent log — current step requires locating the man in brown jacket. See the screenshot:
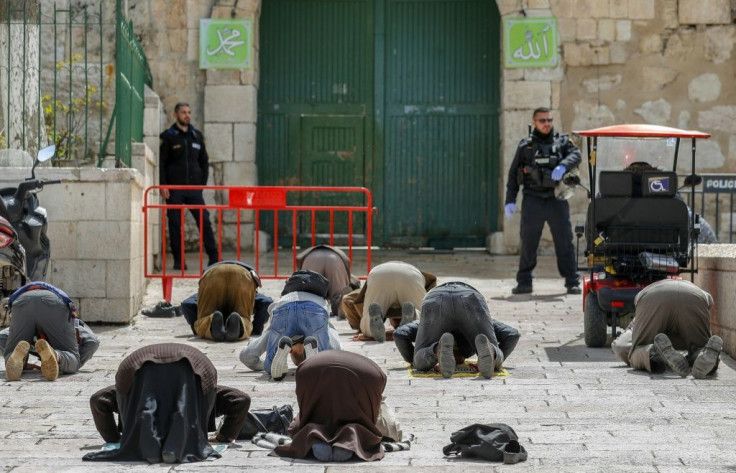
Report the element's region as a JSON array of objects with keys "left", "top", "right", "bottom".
[
  {"left": 194, "top": 261, "right": 261, "bottom": 342},
  {"left": 340, "top": 261, "right": 436, "bottom": 343},
  {"left": 611, "top": 279, "right": 722, "bottom": 379}
]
